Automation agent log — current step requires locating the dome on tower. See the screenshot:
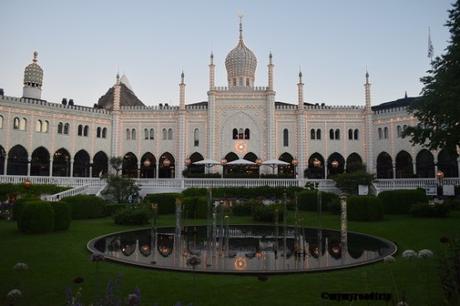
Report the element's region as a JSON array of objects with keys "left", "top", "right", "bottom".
[
  {"left": 225, "top": 18, "right": 257, "bottom": 87},
  {"left": 24, "top": 51, "right": 43, "bottom": 87}
]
